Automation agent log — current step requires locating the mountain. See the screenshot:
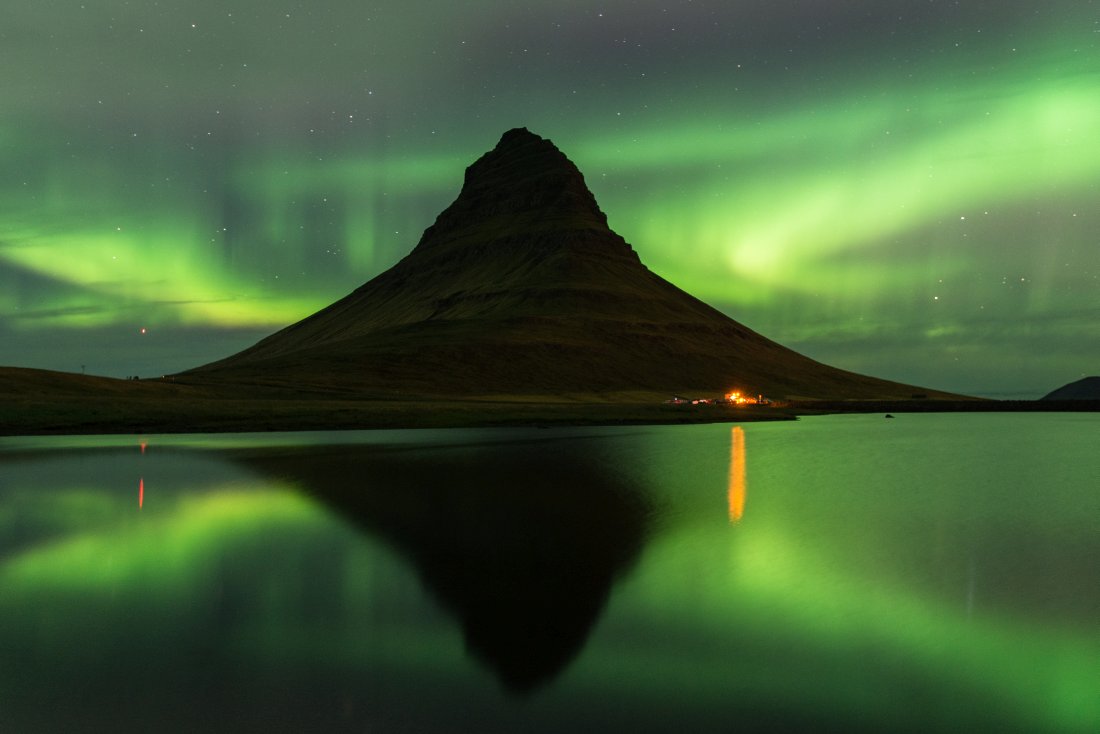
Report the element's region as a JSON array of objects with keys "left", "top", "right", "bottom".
[
  {"left": 188, "top": 128, "right": 947, "bottom": 400},
  {"left": 1040, "top": 376, "right": 1100, "bottom": 400}
]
